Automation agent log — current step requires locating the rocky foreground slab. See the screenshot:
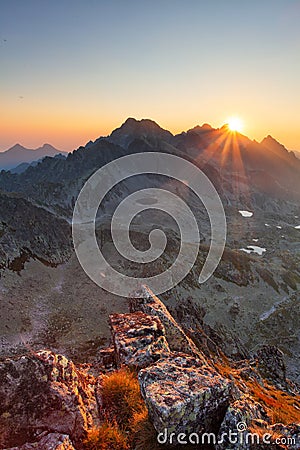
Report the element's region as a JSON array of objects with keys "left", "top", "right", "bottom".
[
  {"left": 0, "top": 286, "right": 299, "bottom": 449},
  {"left": 139, "top": 354, "right": 233, "bottom": 436}
]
